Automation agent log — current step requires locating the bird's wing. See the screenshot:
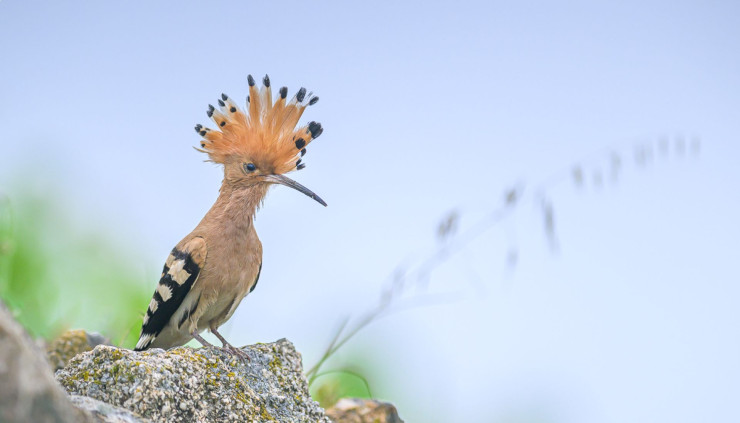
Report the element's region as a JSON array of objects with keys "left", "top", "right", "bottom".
[
  {"left": 249, "top": 261, "right": 262, "bottom": 293},
  {"left": 134, "top": 237, "right": 207, "bottom": 351}
]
